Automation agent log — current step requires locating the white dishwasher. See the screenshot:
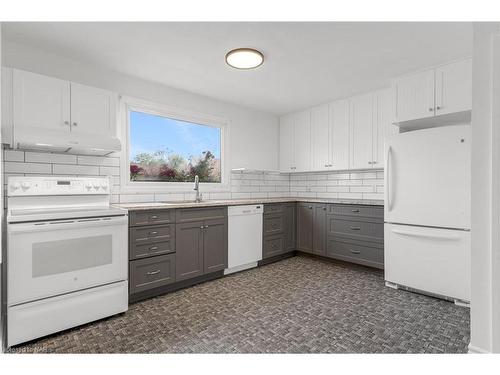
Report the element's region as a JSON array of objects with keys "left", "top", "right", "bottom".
[{"left": 225, "top": 205, "right": 263, "bottom": 275}]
